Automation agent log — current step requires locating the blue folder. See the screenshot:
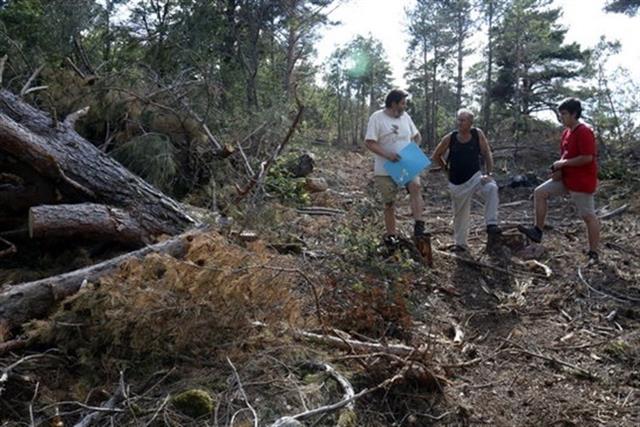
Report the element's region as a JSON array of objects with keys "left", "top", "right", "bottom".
[{"left": 383, "top": 142, "right": 431, "bottom": 186}]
